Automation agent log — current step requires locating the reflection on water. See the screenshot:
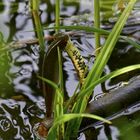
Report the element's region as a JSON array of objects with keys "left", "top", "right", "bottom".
[
  {"left": 0, "top": 0, "right": 140, "bottom": 140},
  {"left": 0, "top": 99, "right": 45, "bottom": 140},
  {"left": 81, "top": 102, "right": 140, "bottom": 140},
  {"left": 10, "top": 45, "right": 40, "bottom": 102}
]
